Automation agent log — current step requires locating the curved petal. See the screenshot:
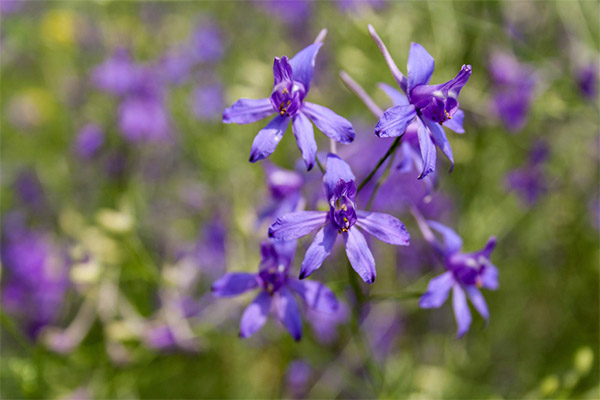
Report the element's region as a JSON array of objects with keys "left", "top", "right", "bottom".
[
  {"left": 299, "top": 224, "right": 338, "bottom": 279},
  {"left": 378, "top": 82, "right": 409, "bottom": 106},
  {"left": 289, "top": 279, "right": 338, "bottom": 314},
  {"left": 223, "top": 98, "right": 274, "bottom": 124},
  {"left": 481, "top": 264, "right": 499, "bottom": 290},
  {"left": 428, "top": 220, "right": 463, "bottom": 254},
  {"left": 324, "top": 153, "right": 355, "bottom": 199},
  {"left": 212, "top": 273, "right": 259, "bottom": 297},
  {"left": 466, "top": 286, "right": 489, "bottom": 321},
  {"left": 419, "top": 271, "right": 454, "bottom": 308},
  {"left": 249, "top": 115, "right": 290, "bottom": 162},
  {"left": 268, "top": 211, "right": 328, "bottom": 241},
  {"left": 273, "top": 56, "right": 293, "bottom": 86},
  {"left": 424, "top": 118, "right": 454, "bottom": 171},
  {"left": 416, "top": 117, "right": 436, "bottom": 179},
  {"left": 356, "top": 211, "right": 410, "bottom": 246},
  {"left": 290, "top": 43, "right": 322, "bottom": 91},
  {"left": 275, "top": 287, "right": 302, "bottom": 341},
  {"left": 443, "top": 109, "right": 465, "bottom": 134},
  {"left": 302, "top": 102, "right": 355, "bottom": 144},
  {"left": 452, "top": 284, "right": 472, "bottom": 338},
  {"left": 239, "top": 291, "right": 271, "bottom": 338},
  {"left": 374, "top": 104, "right": 416, "bottom": 138},
  {"left": 343, "top": 228, "right": 376, "bottom": 284},
  {"left": 407, "top": 42, "right": 435, "bottom": 92},
  {"left": 292, "top": 113, "right": 317, "bottom": 171}
]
